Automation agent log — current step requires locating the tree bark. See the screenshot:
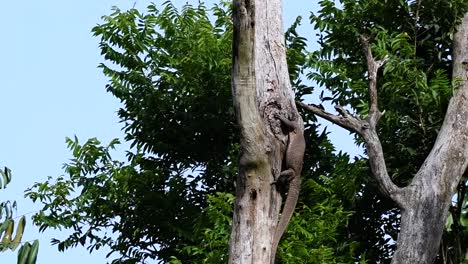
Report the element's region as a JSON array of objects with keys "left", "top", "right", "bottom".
[
  {"left": 228, "top": 0, "right": 302, "bottom": 263},
  {"left": 298, "top": 11, "right": 468, "bottom": 264}
]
